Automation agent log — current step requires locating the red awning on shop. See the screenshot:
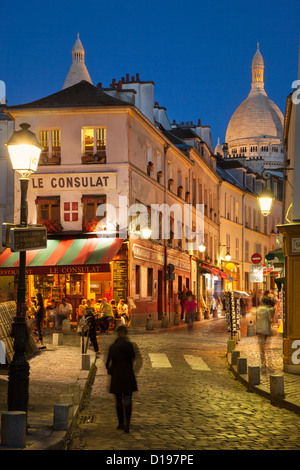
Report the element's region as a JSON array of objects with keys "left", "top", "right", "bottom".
[{"left": 0, "top": 237, "right": 124, "bottom": 275}]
